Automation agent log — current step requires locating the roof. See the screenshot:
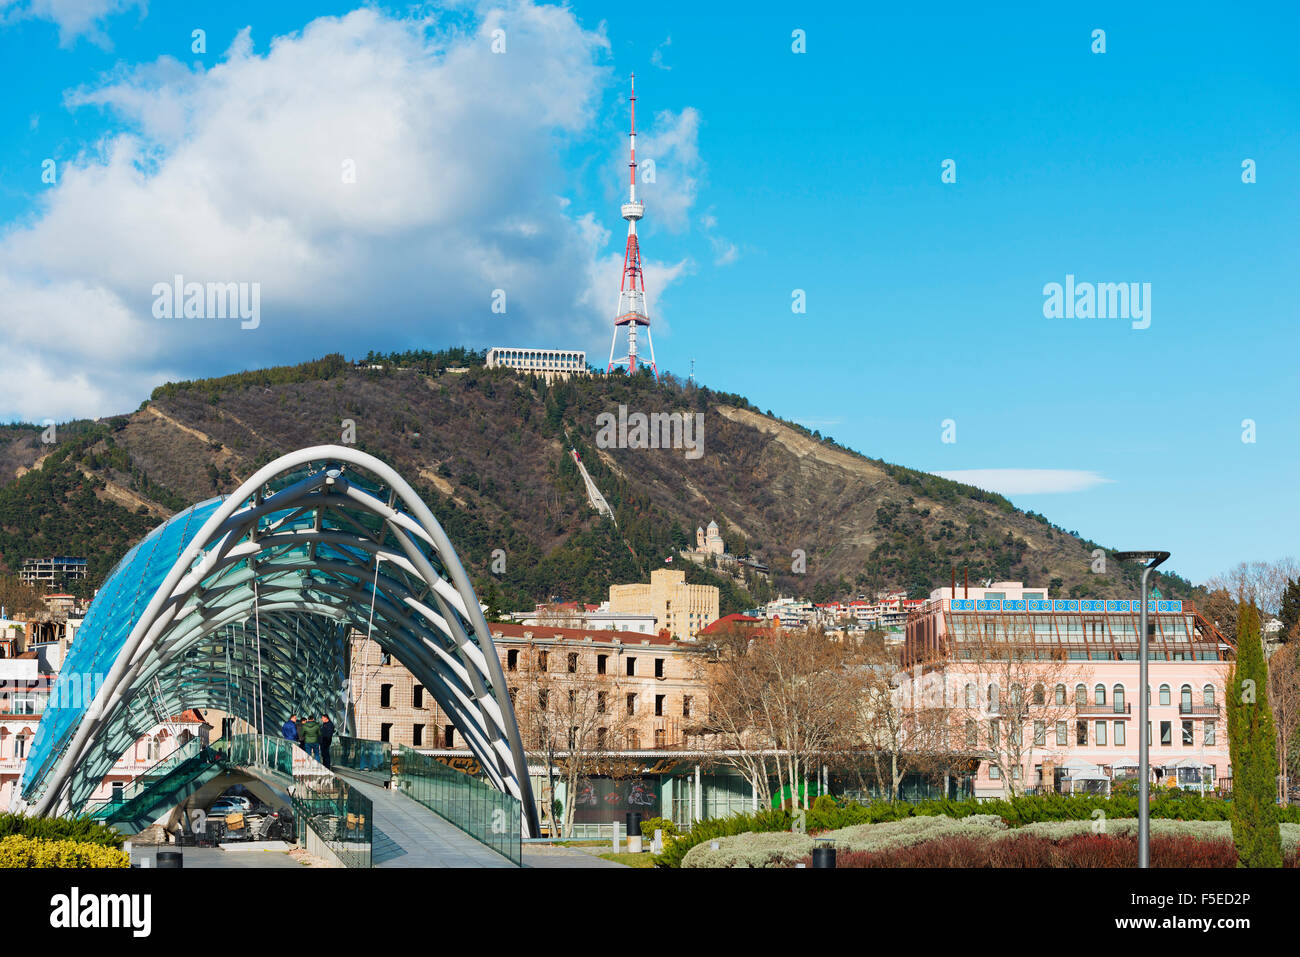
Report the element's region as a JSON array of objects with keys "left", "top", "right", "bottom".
[
  {"left": 490, "top": 621, "right": 684, "bottom": 647},
  {"left": 697, "top": 613, "right": 763, "bottom": 636}
]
